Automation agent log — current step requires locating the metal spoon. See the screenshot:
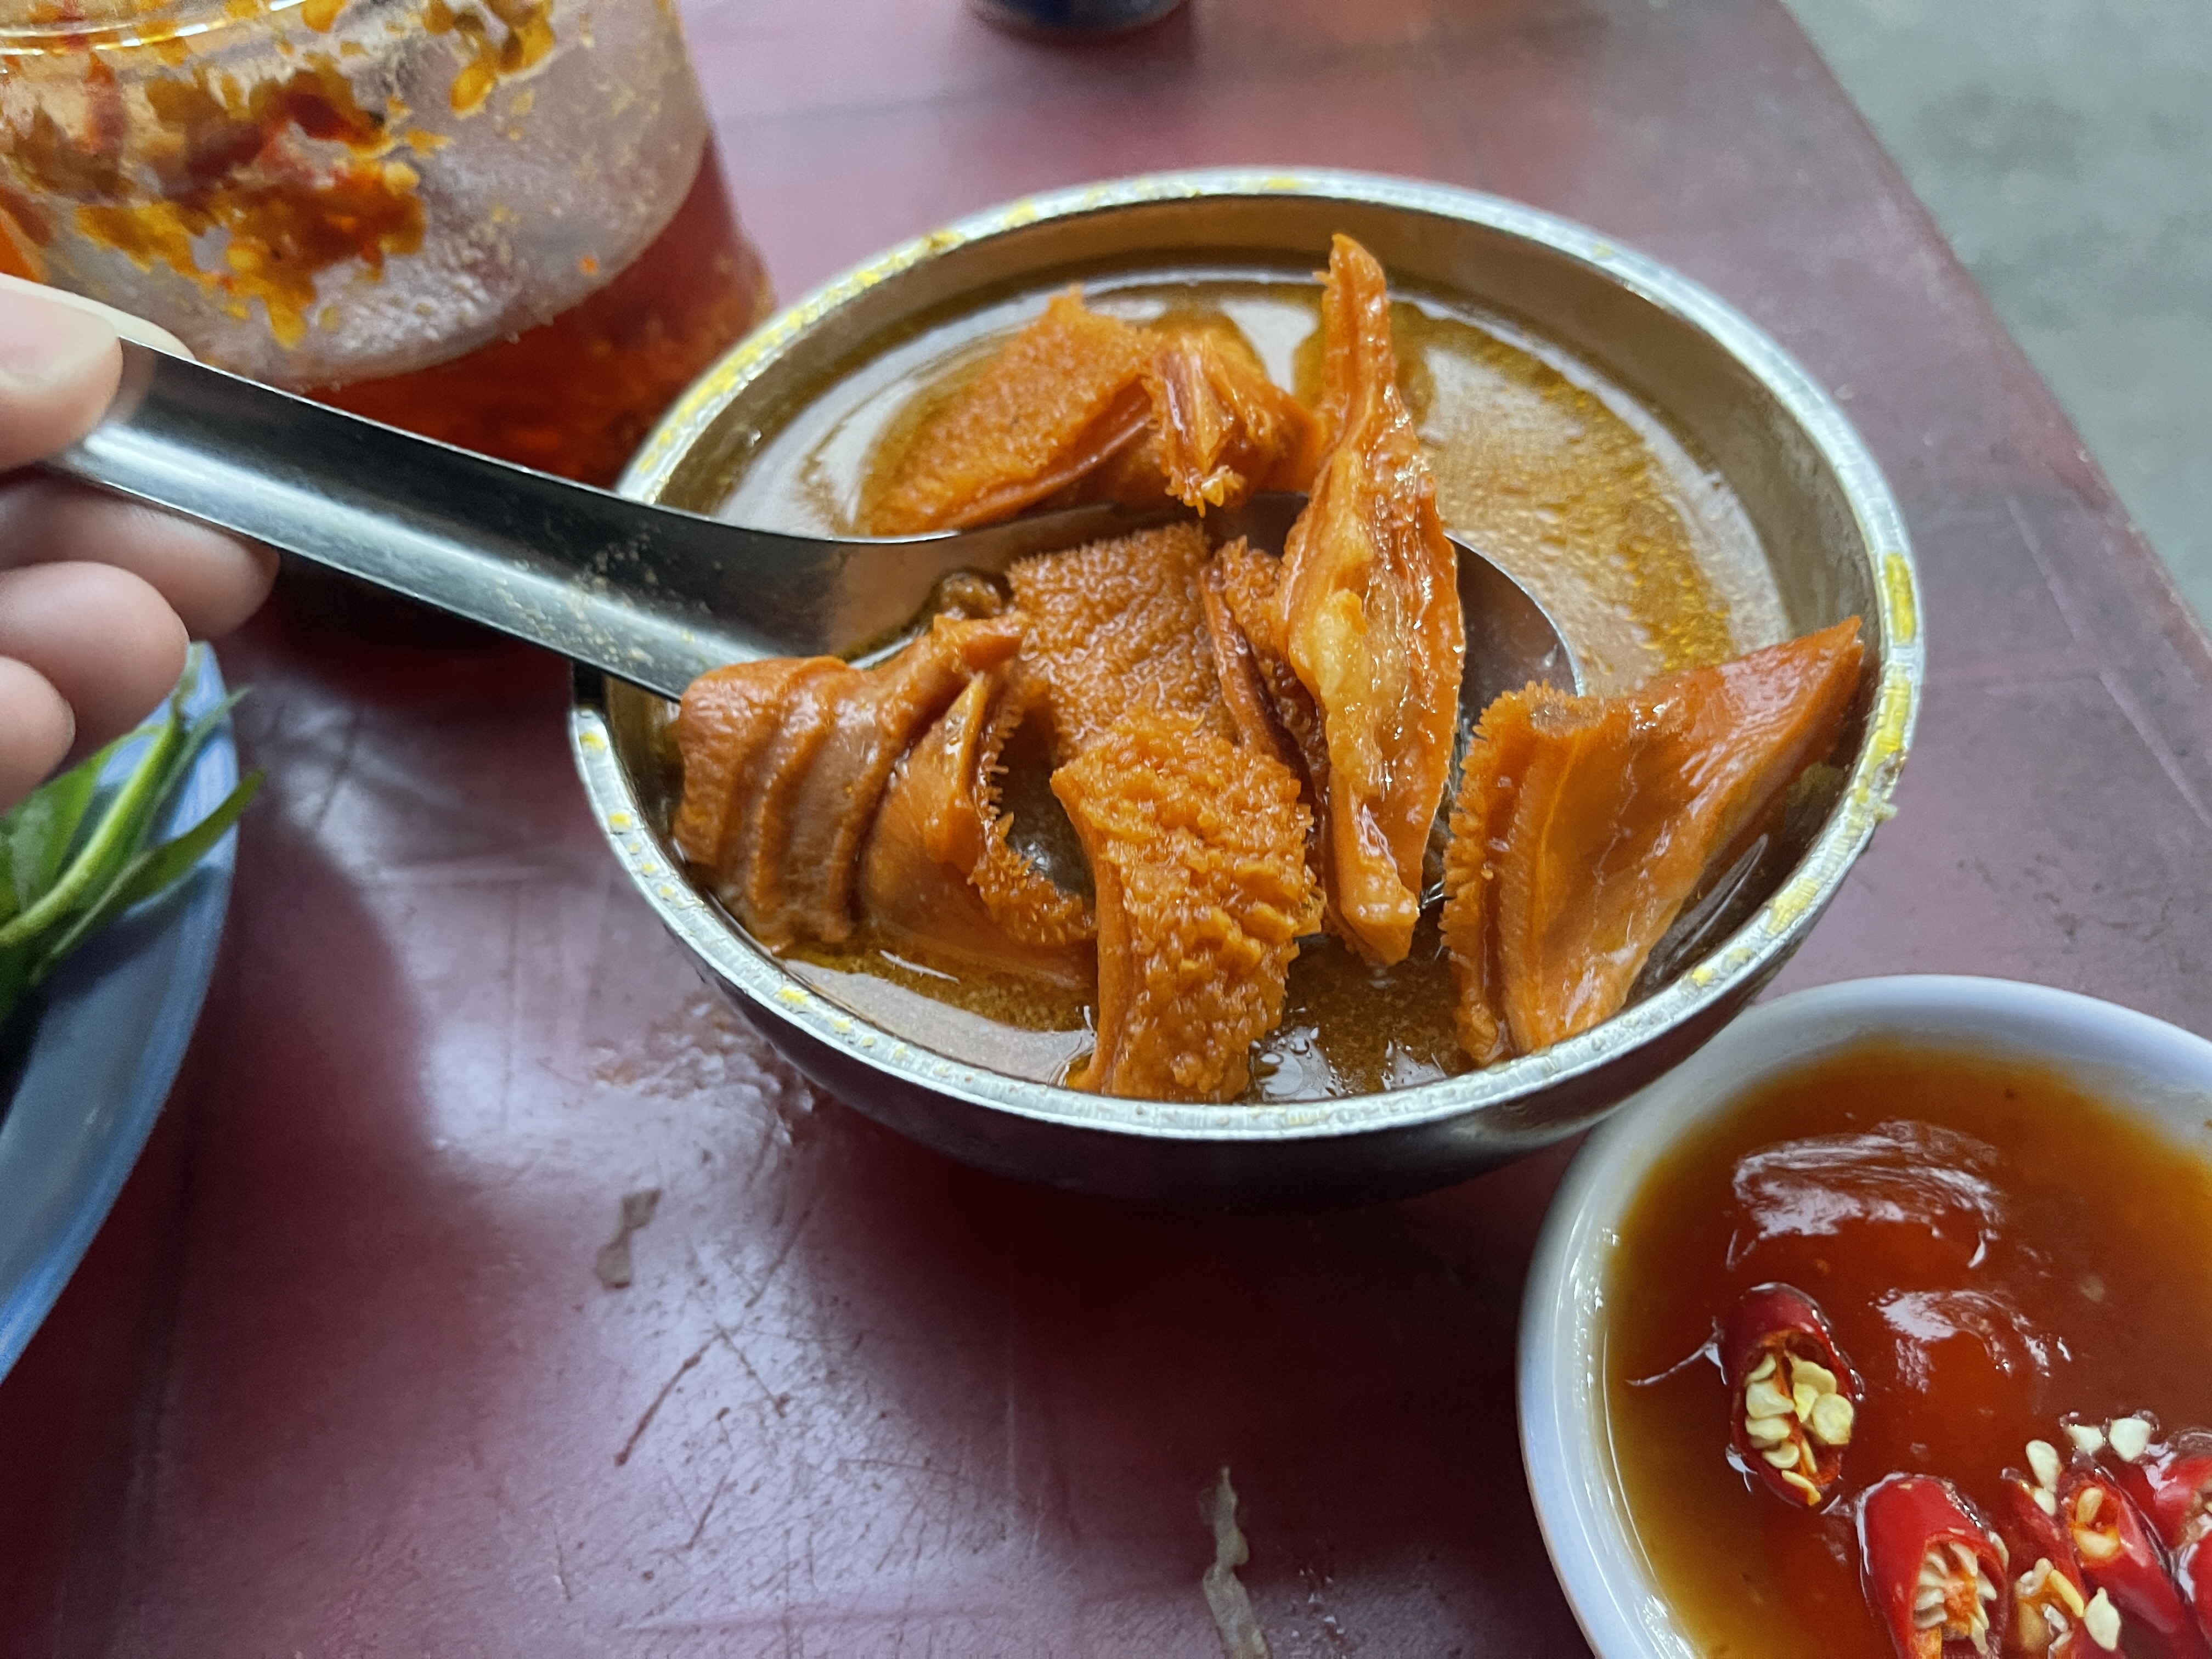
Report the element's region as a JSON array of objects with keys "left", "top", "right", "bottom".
[{"left": 48, "top": 340, "right": 1581, "bottom": 706}]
